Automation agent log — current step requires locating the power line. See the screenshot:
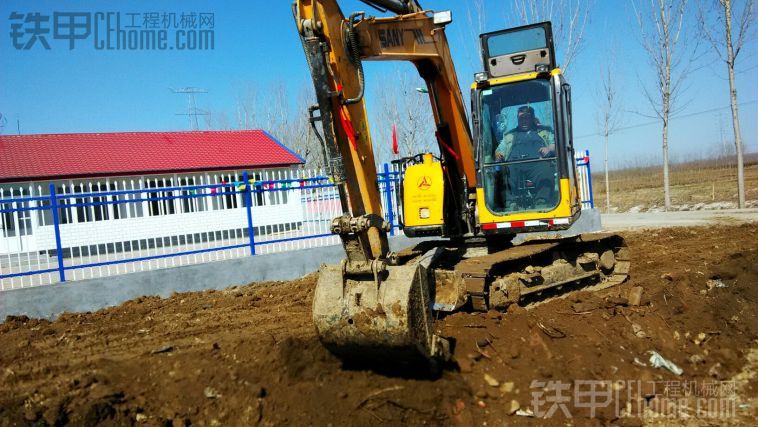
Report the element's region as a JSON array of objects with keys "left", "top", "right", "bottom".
[{"left": 575, "top": 99, "right": 758, "bottom": 140}]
